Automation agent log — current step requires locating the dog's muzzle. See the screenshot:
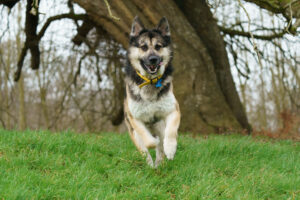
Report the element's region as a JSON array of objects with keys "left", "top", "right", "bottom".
[{"left": 141, "top": 55, "right": 162, "bottom": 74}]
